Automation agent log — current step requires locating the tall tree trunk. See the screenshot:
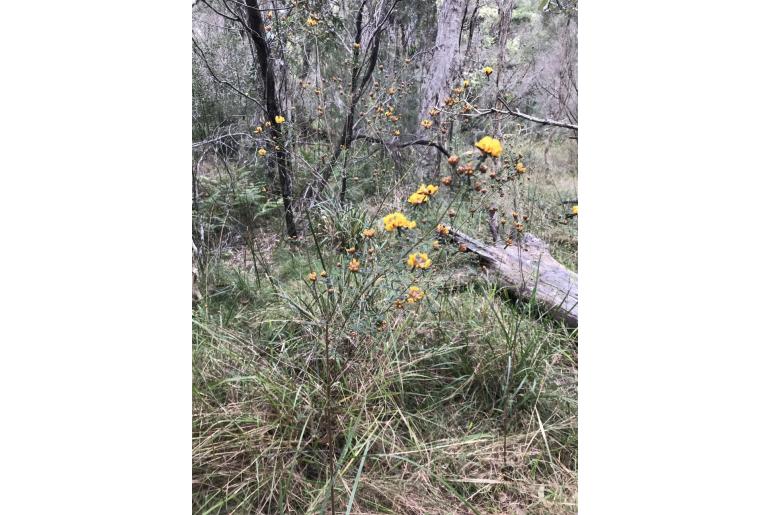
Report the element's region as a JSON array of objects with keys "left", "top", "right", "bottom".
[
  {"left": 245, "top": 0, "right": 297, "bottom": 238},
  {"left": 417, "top": 0, "right": 469, "bottom": 180},
  {"left": 463, "top": 0, "right": 480, "bottom": 61}
]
